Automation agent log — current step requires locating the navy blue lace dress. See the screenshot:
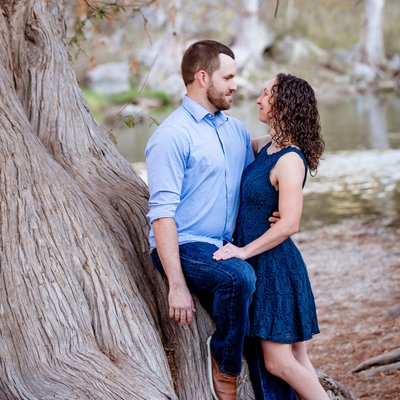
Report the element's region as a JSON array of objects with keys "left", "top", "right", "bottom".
[{"left": 235, "top": 142, "right": 320, "bottom": 343}]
